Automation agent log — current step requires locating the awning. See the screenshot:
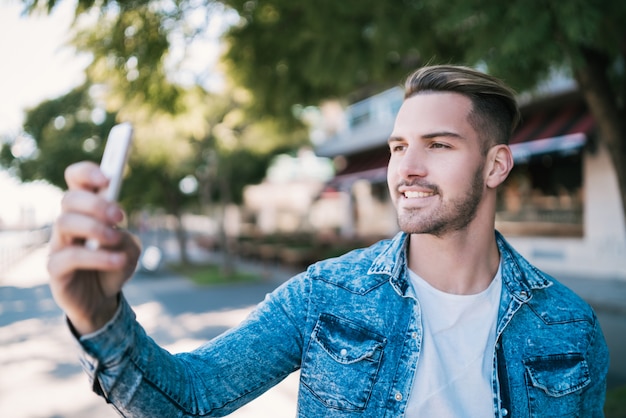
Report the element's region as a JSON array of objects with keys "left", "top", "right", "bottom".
[
  {"left": 326, "top": 149, "right": 388, "bottom": 191},
  {"left": 327, "top": 166, "right": 388, "bottom": 191},
  {"left": 510, "top": 103, "right": 594, "bottom": 163},
  {"left": 510, "top": 133, "right": 587, "bottom": 163}
]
